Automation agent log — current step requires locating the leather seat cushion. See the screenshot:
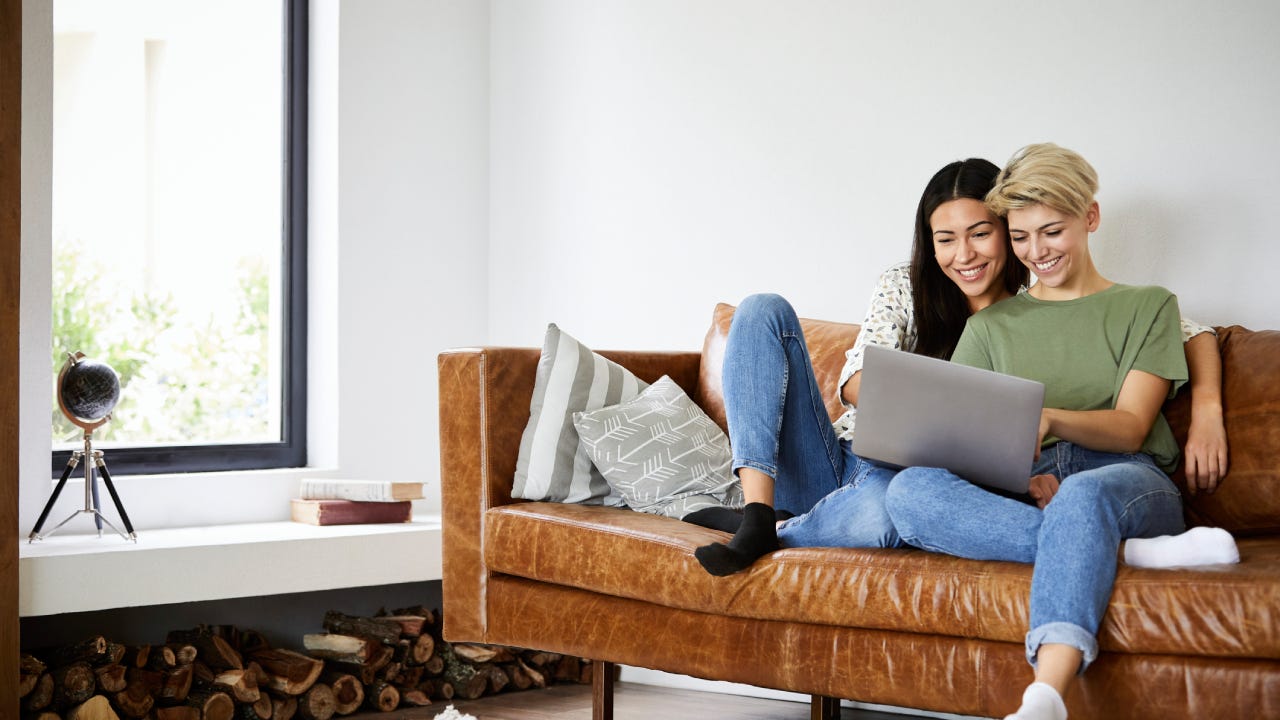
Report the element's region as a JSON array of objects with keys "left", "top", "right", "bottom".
[{"left": 484, "top": 501, "right": 1280, "bottom": 660}]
